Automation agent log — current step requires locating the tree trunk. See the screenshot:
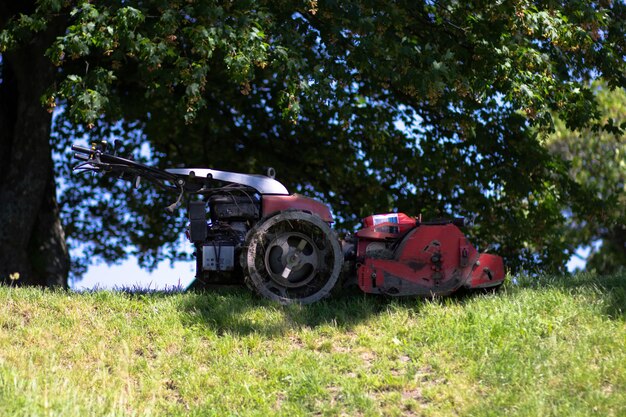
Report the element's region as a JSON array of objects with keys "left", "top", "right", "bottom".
[{"left": 0, "top": 13, "right": 69, "bottom": 287}]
